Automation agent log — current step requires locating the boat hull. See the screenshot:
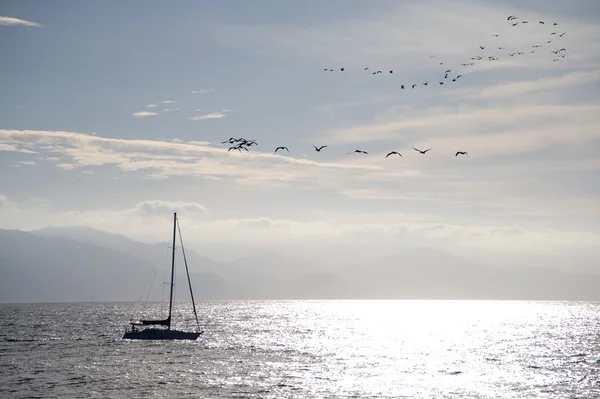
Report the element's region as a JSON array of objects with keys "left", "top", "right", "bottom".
[{"left": 123, "top": 328, "right": 203, "bottom": 341}]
